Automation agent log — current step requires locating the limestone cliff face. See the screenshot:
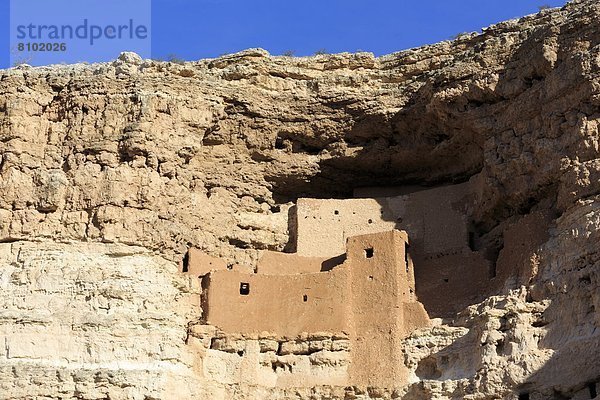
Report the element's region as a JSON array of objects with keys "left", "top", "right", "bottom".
[{"left": 1, "top": 0, "right": 600, "bottom": 398}]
